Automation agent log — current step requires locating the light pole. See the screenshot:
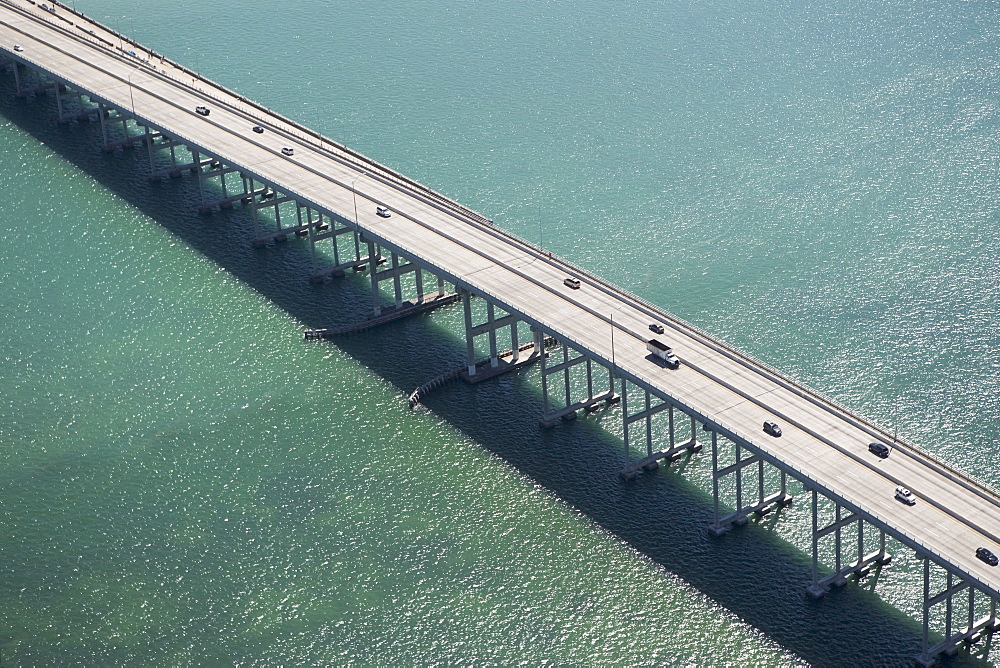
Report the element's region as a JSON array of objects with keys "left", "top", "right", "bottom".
[
  {"left": 352, "top": 179, "right": 358, "bottom": 224},
  {"left": 127, "top": 70, "right": 136, "bottom": 117}
]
